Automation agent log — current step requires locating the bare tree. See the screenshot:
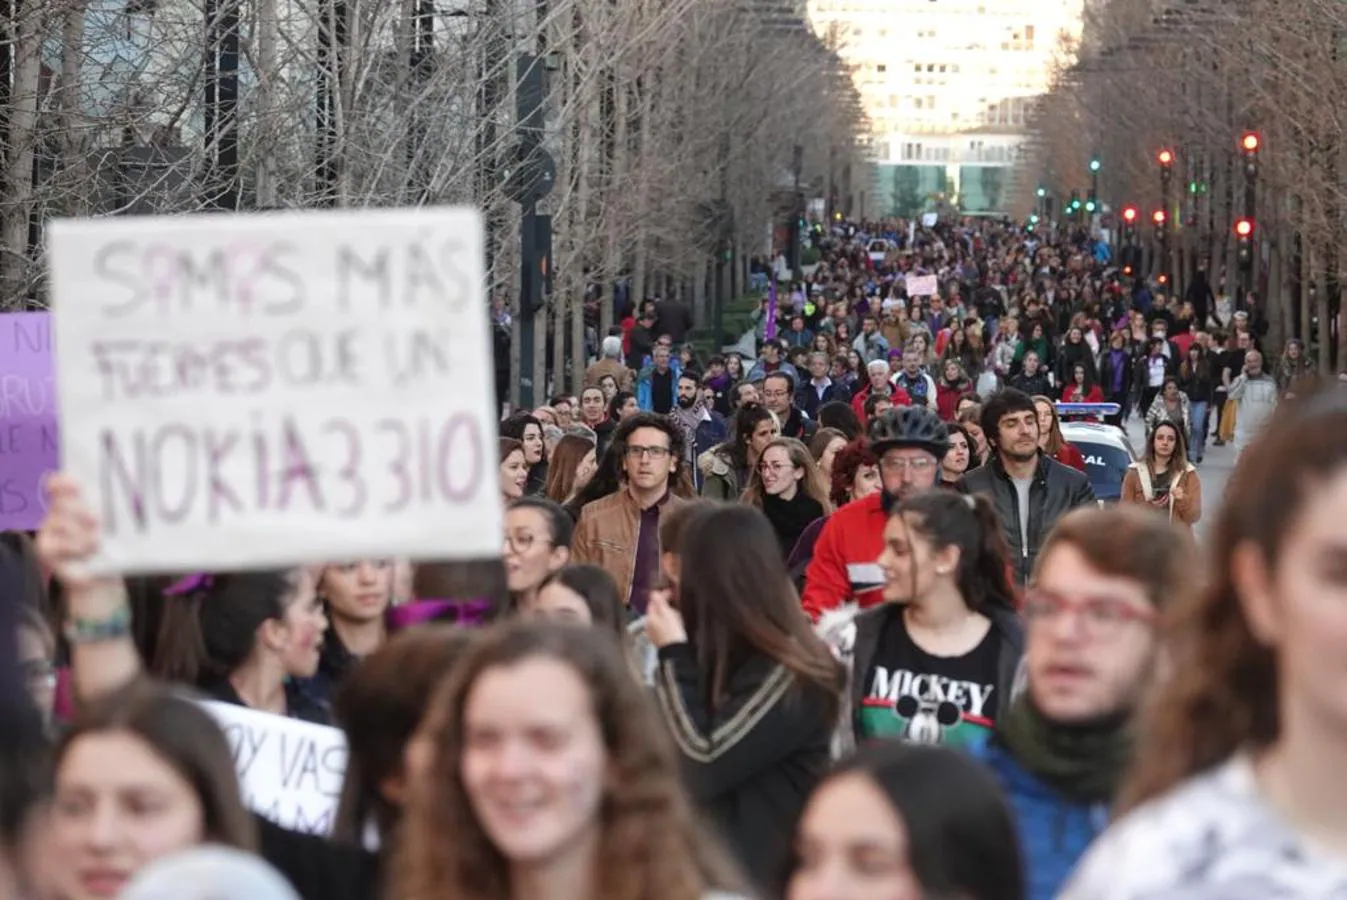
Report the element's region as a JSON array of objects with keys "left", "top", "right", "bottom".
[
  {"left": 1, "top": 0, "right": 866, "bottom": 404},
  {"left": 1025, "top": 0, "right": 1347, "bottom": 367}
]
